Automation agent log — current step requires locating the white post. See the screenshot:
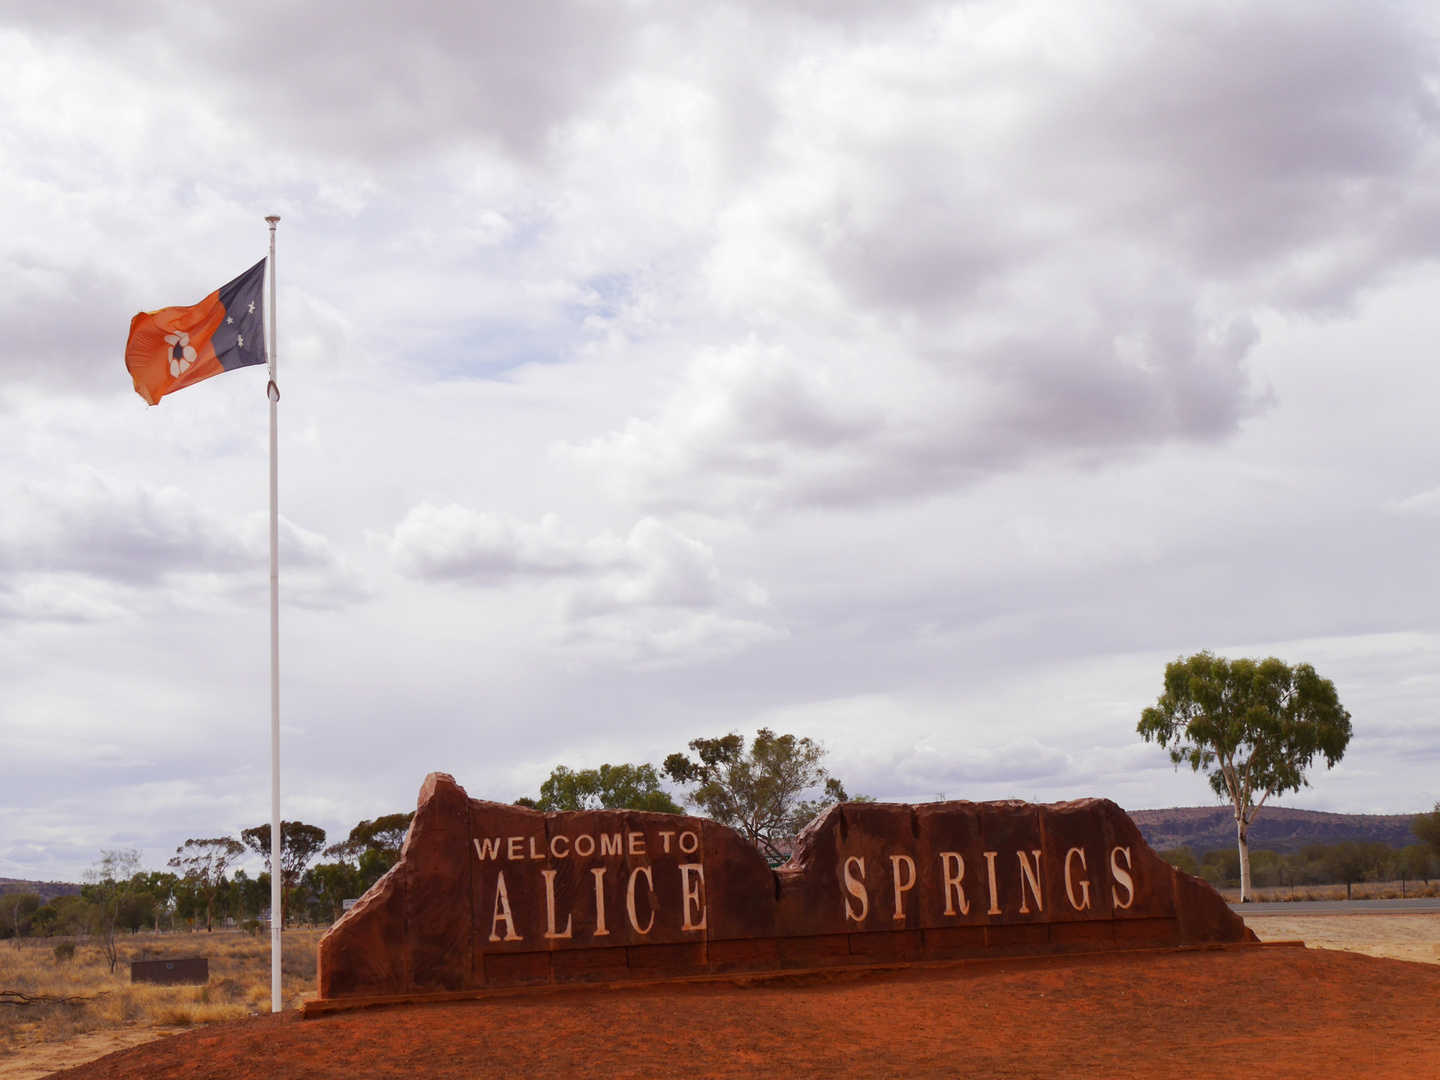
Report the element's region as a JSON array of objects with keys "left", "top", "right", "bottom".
[{"left": 265, "top": 214, "right": 282, "bottom": 1013}]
